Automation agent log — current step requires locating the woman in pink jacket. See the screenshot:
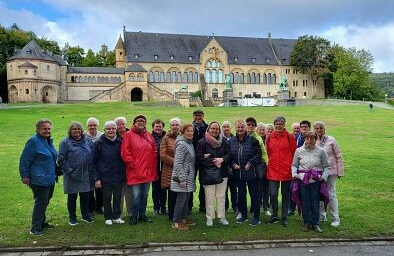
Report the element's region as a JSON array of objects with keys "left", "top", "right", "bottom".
[{"left": 314, "top": 121, "right": 344, "bottom": 228}]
